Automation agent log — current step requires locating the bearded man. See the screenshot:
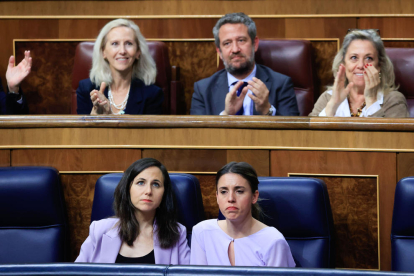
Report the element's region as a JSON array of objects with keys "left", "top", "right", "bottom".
[{"left": 190, "top": 12, "right": 299, "bottom": 116}]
